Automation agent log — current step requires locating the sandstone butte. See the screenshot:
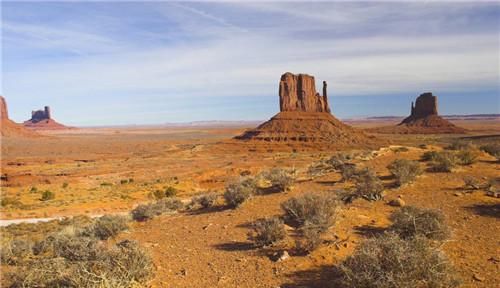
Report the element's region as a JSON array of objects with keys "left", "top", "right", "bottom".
[
  {"left": 234, "top": 72, "right": 380, "bottom": 150},
  {"left": 373, "top": 92, "right": 466, "bottom": 134},
  {"left": 0, "top": 96, "right": 38, "bottom": 137},
  {"left": 23, "top": 105, "right": 70, "bottom": 130}
]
